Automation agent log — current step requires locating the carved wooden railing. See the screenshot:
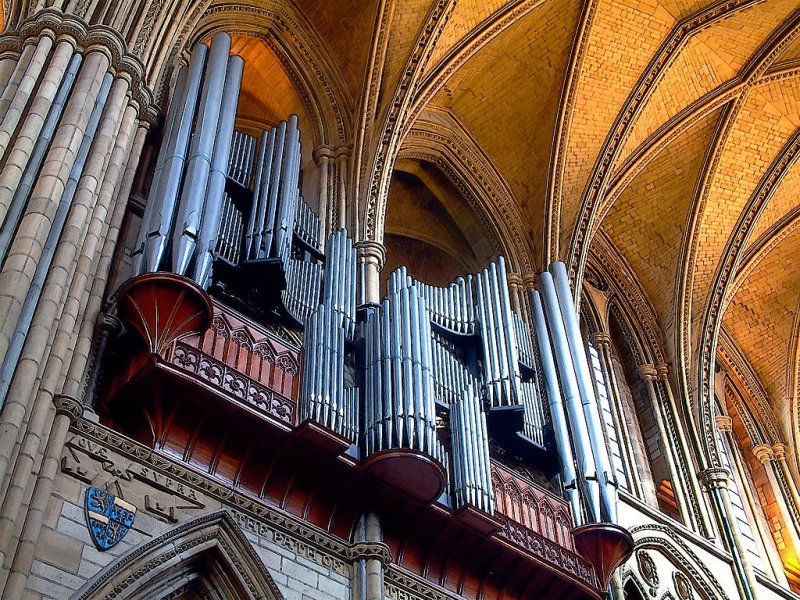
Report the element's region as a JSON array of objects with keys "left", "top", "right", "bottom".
[
  {"left": 162, "top": 301, "right": 301, "bottom": 426},
  {"left": 491, "top": 461, "right": 576, "bottom": 551}
]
